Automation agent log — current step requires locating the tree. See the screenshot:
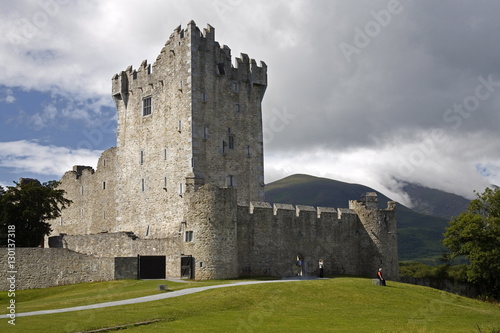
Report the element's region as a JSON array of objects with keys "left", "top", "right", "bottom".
[
  {"left": 443, "top": 186, "right": 500, "bottom": 299},
  {"left": 0, "top": 178, "right": 72, "bottom": 247}
]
